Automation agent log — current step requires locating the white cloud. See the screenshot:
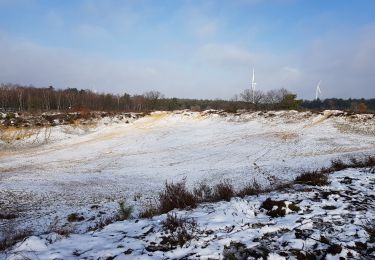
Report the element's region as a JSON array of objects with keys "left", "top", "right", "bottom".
[
  {"left": 196, "top": 43, "right": 255, "bottom": 66},
  {"left": 0, "top": 22, "right": 374, "bottom": 100}
]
